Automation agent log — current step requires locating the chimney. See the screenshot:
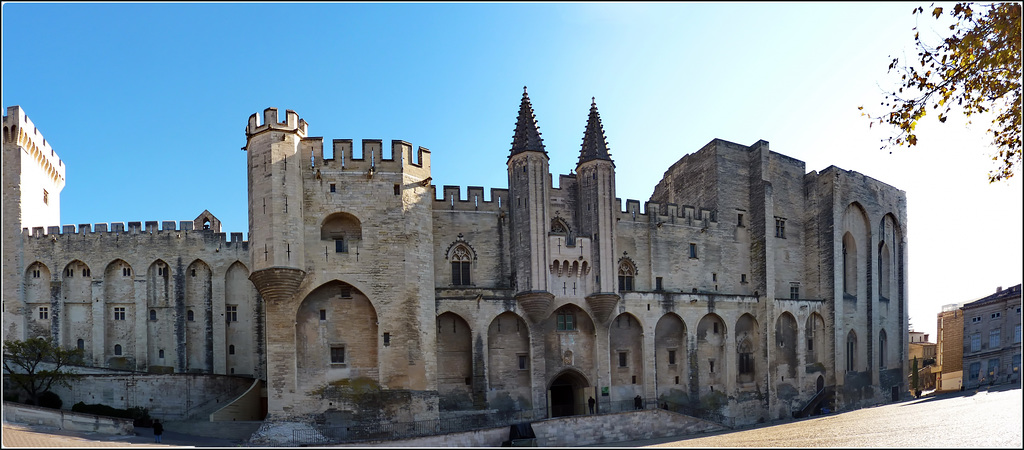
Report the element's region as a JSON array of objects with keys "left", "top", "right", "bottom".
[{"left": 997, "top": 286, "right": 1003, "bottom": 293}]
